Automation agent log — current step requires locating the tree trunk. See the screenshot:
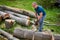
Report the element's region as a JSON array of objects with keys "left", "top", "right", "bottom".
[
  {"left": 5, "top": 19, "right": 15, "bottom": 29},
  {"left": 0, "top": 5, "right": 35, "bottom": 18},
  {"left": 0, "top": 29, "right": 19, "bottom": 40},
  {"left": 0, "top": 11, "right": 10, "bottom": 19},
  {"left": 13, "top": 28, "right": 60, "bottom": 40},
  {"left": 0, "top": 15, "right": 2, "bottom": 22},
  {"left": 5, "top": 11, "right": 30, "bottom": 19},
  {"left": 9, "top": 14, "right": 30, "bottom": 26}
]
